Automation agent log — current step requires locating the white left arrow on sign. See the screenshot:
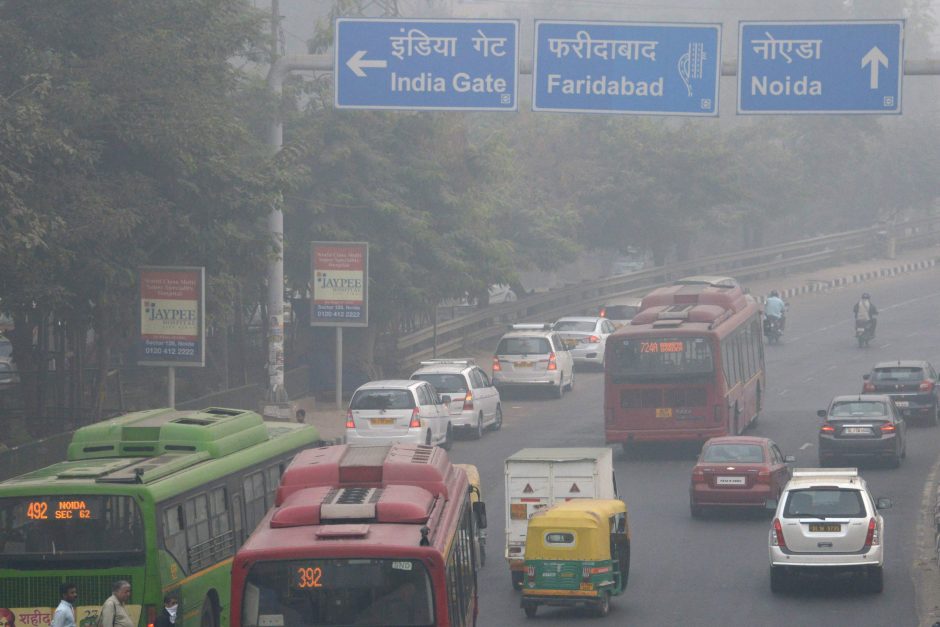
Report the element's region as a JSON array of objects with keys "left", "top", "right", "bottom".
[
  {"left": 347, "top": 50, "right": 388, "bottom": 77},
  {"left": 861, "top": 46, "right": 888, "bottom": 89}
]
